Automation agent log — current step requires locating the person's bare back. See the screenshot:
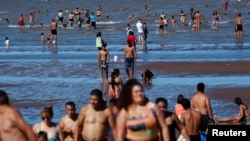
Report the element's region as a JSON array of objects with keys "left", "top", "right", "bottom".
[
  {"left": 191, "top": 92, "right": 211, "bottom": 115},
  {"left": 99, "top": 49, "right": 109, "bottom": 61},
  {"left": 124, "top": 45, "right": 136, "bottom": 59},
  {"left": 0, "top": 90, "right": 36, "bottom": 141},
  {"left": 181, "top": 98, "right": 201, "bottom": 141},
  {"left": 191, "top": 83, "right": 213, "bottom": 118},
  {"left": 181, "top": 108, "right": 201, "bottom": 135},
  {"left": 235, "top": 16, "right": 243, "bottom": 25}
]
